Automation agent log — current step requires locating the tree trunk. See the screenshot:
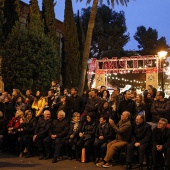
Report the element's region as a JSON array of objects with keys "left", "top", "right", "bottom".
[{"left": 78, "top": 0, "right": 98, "bottom": 95}]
